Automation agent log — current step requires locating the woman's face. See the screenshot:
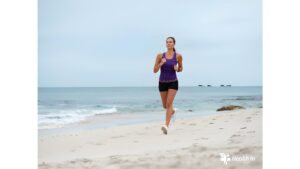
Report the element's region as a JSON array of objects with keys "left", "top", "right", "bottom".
[{"left": 166, "top": 38, "right": 175, "bottom": 50}]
